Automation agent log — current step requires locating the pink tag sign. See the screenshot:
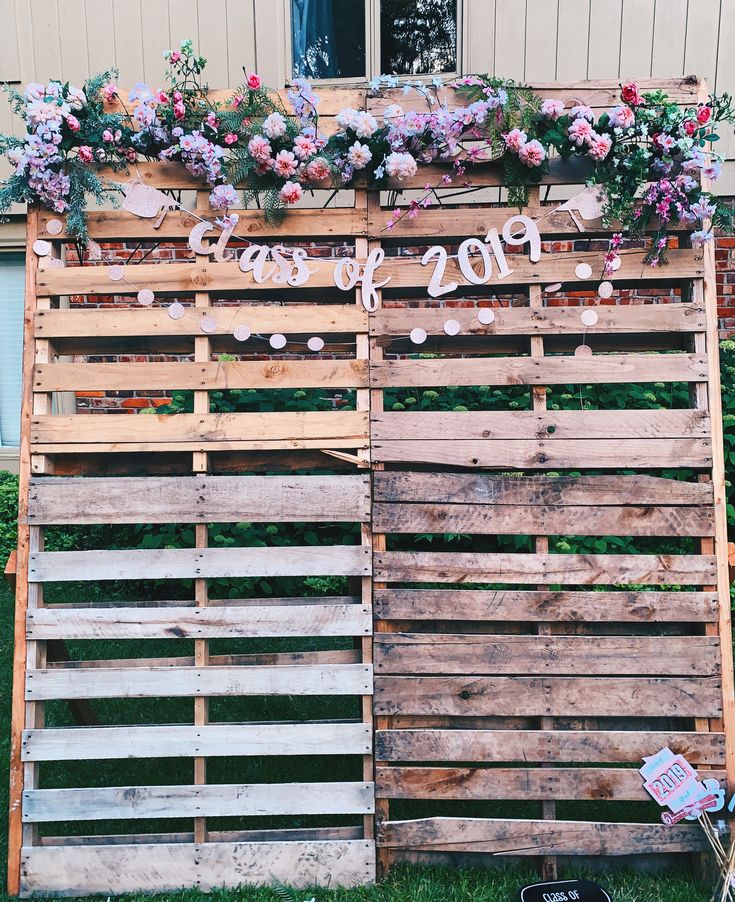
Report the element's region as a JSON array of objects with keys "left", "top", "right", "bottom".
[{"left": 640, "top": 748, "right": 702, "bottom": 813}]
